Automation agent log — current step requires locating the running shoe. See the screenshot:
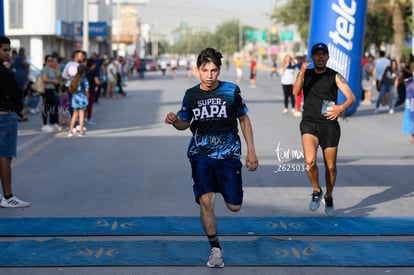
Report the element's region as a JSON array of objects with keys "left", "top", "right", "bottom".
[
  {"left": 324, "top": 197, "right": 335, "bottom": 217},
  {"left": 52, "top": 124, "right": 62, "bottom": 131},
  {"left": 309, "top": 188, "right": 323, "bottom": 211},
  {"left": 41, "top": 124, "right": 54, "bottom": 132},
  {"left": 207, "top": 247, "right": 224, "bottom": 268},
  {"left": 0, "top": 196, "right": 30, "bottom": 208},
  {"left": 86, "top": 119, "right": 96, "bottom": 125}
]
